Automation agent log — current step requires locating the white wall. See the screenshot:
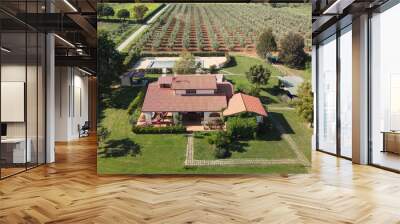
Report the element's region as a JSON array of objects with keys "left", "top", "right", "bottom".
[
  {"left": 196, "top": 89, "right": 214, "bottom": 95},
  {"left": 54, "top": 67, "right": 89, "bottom": 141},
  {"left": 175, "top": 90, "right": 185, "bottom": 95}
]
